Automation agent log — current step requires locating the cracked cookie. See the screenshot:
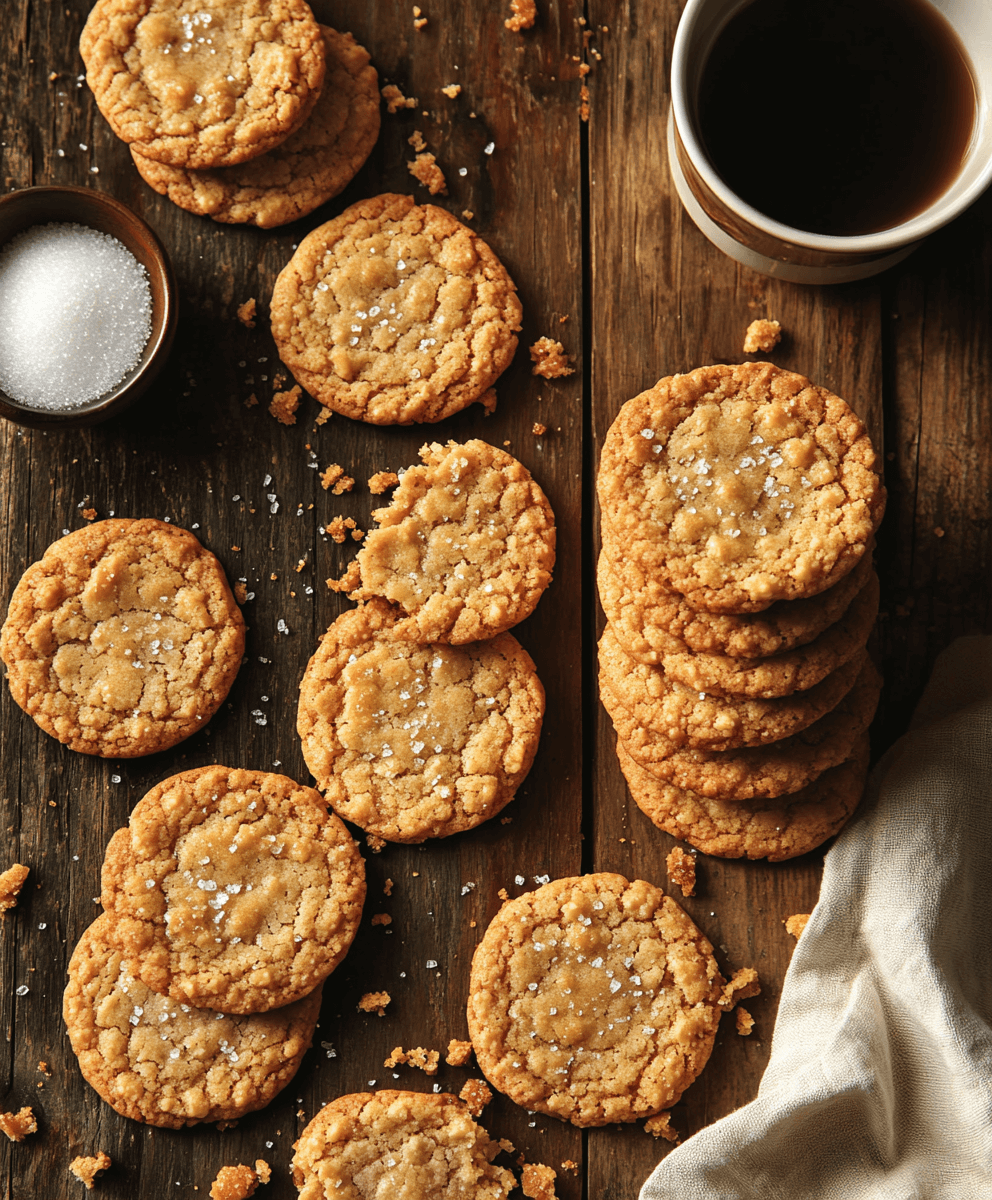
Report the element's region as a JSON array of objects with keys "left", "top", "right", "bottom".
[
  {"left": 100, "top": 766, "right": 365, "bottom": 1013},
  {"left": 0, "top": 519, "right": 244, "bottom": 758},
  {"left": 298, "top": 599, "right": 544, "bottom": 842},
  {"left": 608, "top": 655, "right": 882, "bottom": 800},
  {"left": 350, "top": 440, "right": 556, "bottom": 643},
  {"left": 80, "top": 0, "right": 326, "bottom": 169},
  {"left": 292, "top": 1090, "right": 515, "bottom": 1200},
  {"left": 270, "top": 194, "right": 522, "bottom": 424},
  {"left": 131, "top": 26, "right": 379, "bottom": 228},
  {"left": 64, "top": 914, "right": 321, "bottom": 1127},
  {"left": 597, "top": 362, "right": 885, "bottom": 612},
  {"left": 467, "top": 873, "right": 724, "bottom": 1126},
  {"left": 618, "top": 735, "right": 869, "bottom": 860}
]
